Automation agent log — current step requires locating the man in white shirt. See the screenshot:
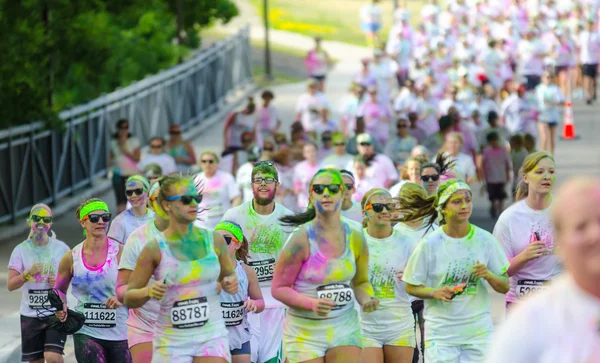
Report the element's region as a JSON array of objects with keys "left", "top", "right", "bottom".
[
  {"left": 579, "top": 21, "right": 600, "bottom": 104},
  {"left": 294, "top": 79, "right": 329, "bottom": 132},
  {"left": 137, "top": 137, "right": 177, "bottom": 175},
  {"left": 346, "top": 133, "right": 398, "bottom": 188},
  {"left": 486, "top": 177, "right": 600, "bottom": 363}
]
